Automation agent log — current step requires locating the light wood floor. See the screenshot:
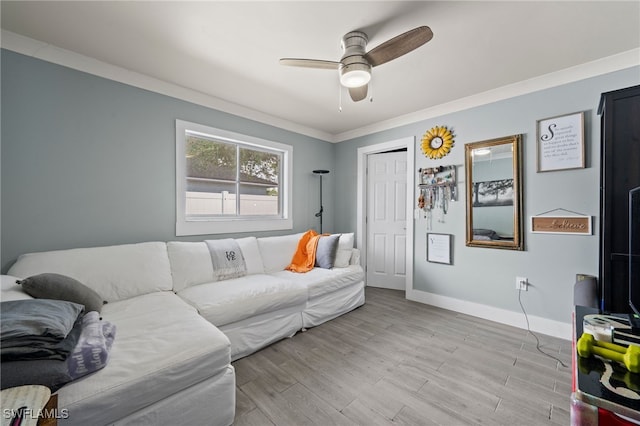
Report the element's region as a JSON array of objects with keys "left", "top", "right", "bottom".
[{"left": 232, "top": 287, "right": 572, "bottom": 425}]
